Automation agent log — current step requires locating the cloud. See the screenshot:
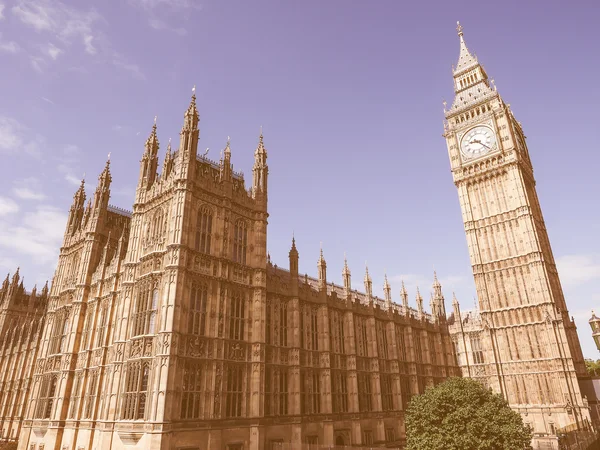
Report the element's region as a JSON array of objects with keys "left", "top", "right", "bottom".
[
  {"left": 112, "top": 54, "right": 146, "bottom": 80},
  {"left": 30, "top": 56, "right": 45, "bottom": 72},
  {"left": 0, "top": 197, "right": 19, "bottom": 216},
  {"left": 57, "top": 144, "right": 84, "bottom": 186},
  {"left": 41, "top": 96, "right": 54, "bottom": 104},
  {"left": 45, "top": 42, "right": 62, "bottom": 59},
  {"left": 13, "top": 187, "right": 46, "bottom": 200},
  {"left": 556, "top": 254, "right": 600, "bottom": 287},
  {"left": 0, "top": 32, "right": 20, "bottom": 53},
  {"left": 0, "top": 4, "right": 5, "bottom": 20},
  {"left": 129, "top": 0, "right": 201, "bottom": 10},
  {"left": 0, "top": 205, "right": 66, "bottom": 263},
  {"left": 83, "top": 34, "right": 95, "bottom": 54},
  {"left": 147, "top": 17, "right": 187, "bottom": 35},
  {"left": 0, "top": 116, "right": 43, "bottom": 157}
]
